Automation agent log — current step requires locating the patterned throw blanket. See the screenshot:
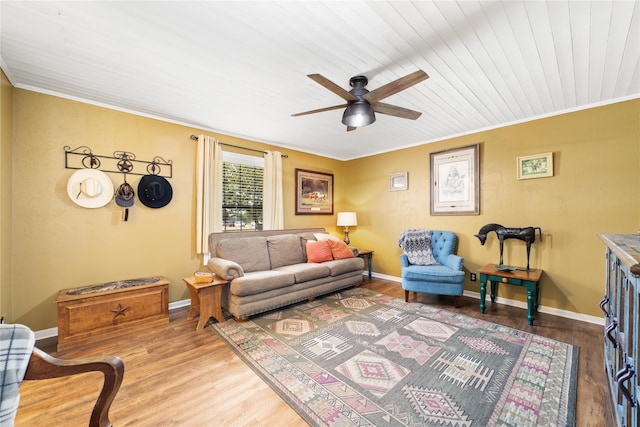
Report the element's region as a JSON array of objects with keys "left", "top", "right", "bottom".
[
  {"left": 0, "top": 324, "right": 35, "bottom": 426},
  {"left": 398, "top": 228, "right": 438, "bottom": 265}
]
